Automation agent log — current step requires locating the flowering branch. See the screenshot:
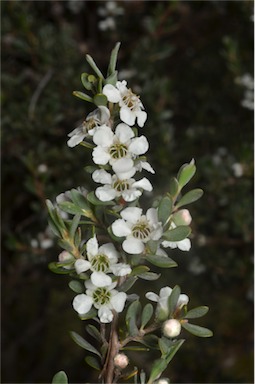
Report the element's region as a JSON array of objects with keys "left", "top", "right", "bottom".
[{"left": 48, "top": 42, "right": 212, "bottom": 384}]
